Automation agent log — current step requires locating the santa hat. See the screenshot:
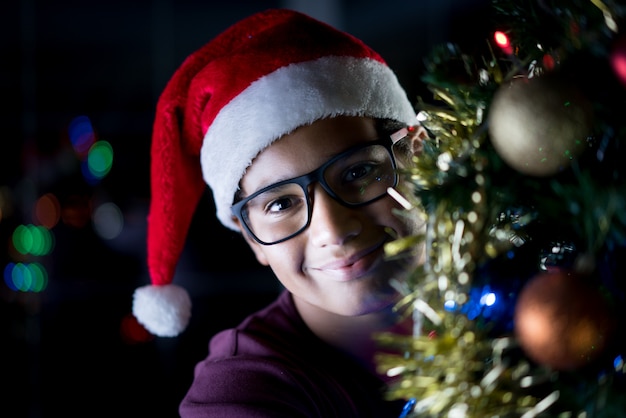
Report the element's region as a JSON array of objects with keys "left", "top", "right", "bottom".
[{"left": 132, "top": 8, "right": 417, "bottom": 337}]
